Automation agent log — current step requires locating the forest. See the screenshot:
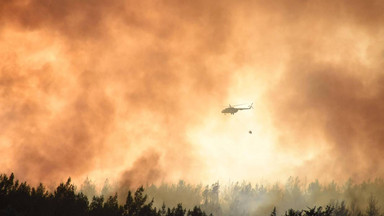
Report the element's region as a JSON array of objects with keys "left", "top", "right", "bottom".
[{"left": 1, "top": 173, "right": 384, "bottom": 216}]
